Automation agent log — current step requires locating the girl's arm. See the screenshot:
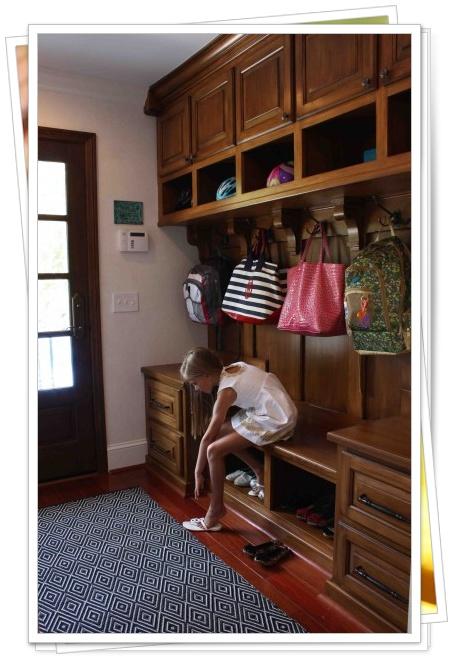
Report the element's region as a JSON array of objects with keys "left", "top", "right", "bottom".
[{"left": 194, "top": 387, "right": 237, "bottom": 487}]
